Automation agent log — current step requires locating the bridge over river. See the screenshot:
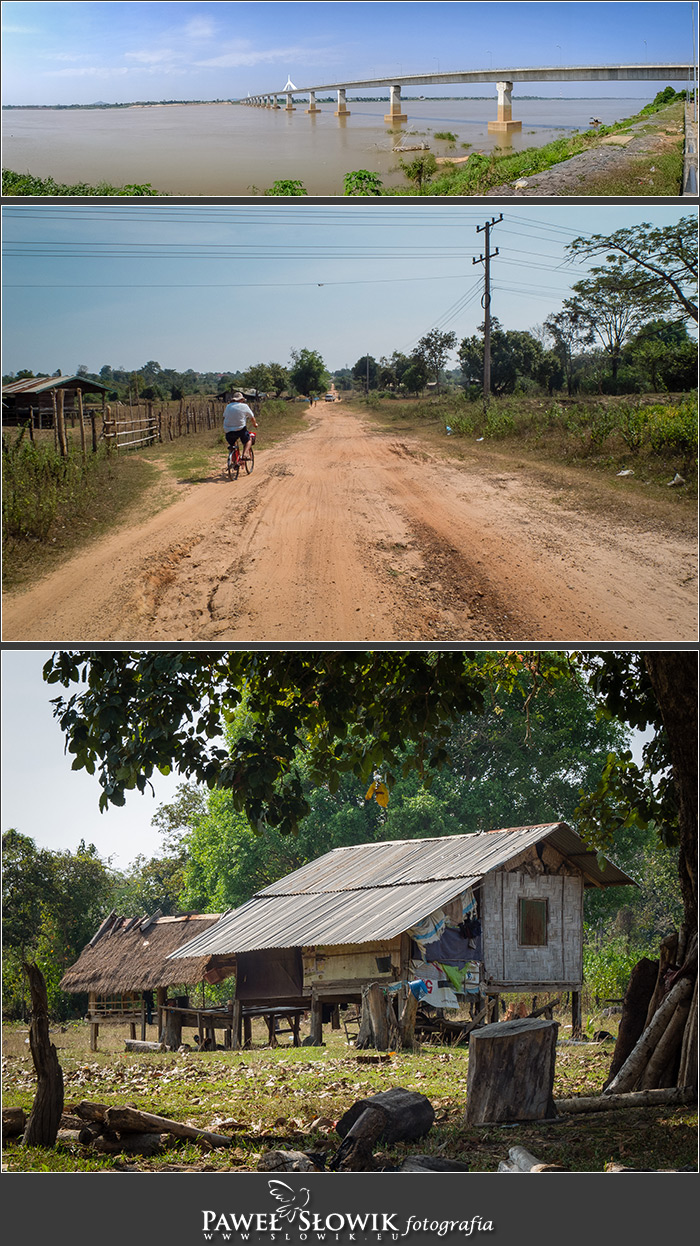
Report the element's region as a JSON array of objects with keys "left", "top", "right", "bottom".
[{"left": 241, "top": 63, "right": 694, "bottom": 131}]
